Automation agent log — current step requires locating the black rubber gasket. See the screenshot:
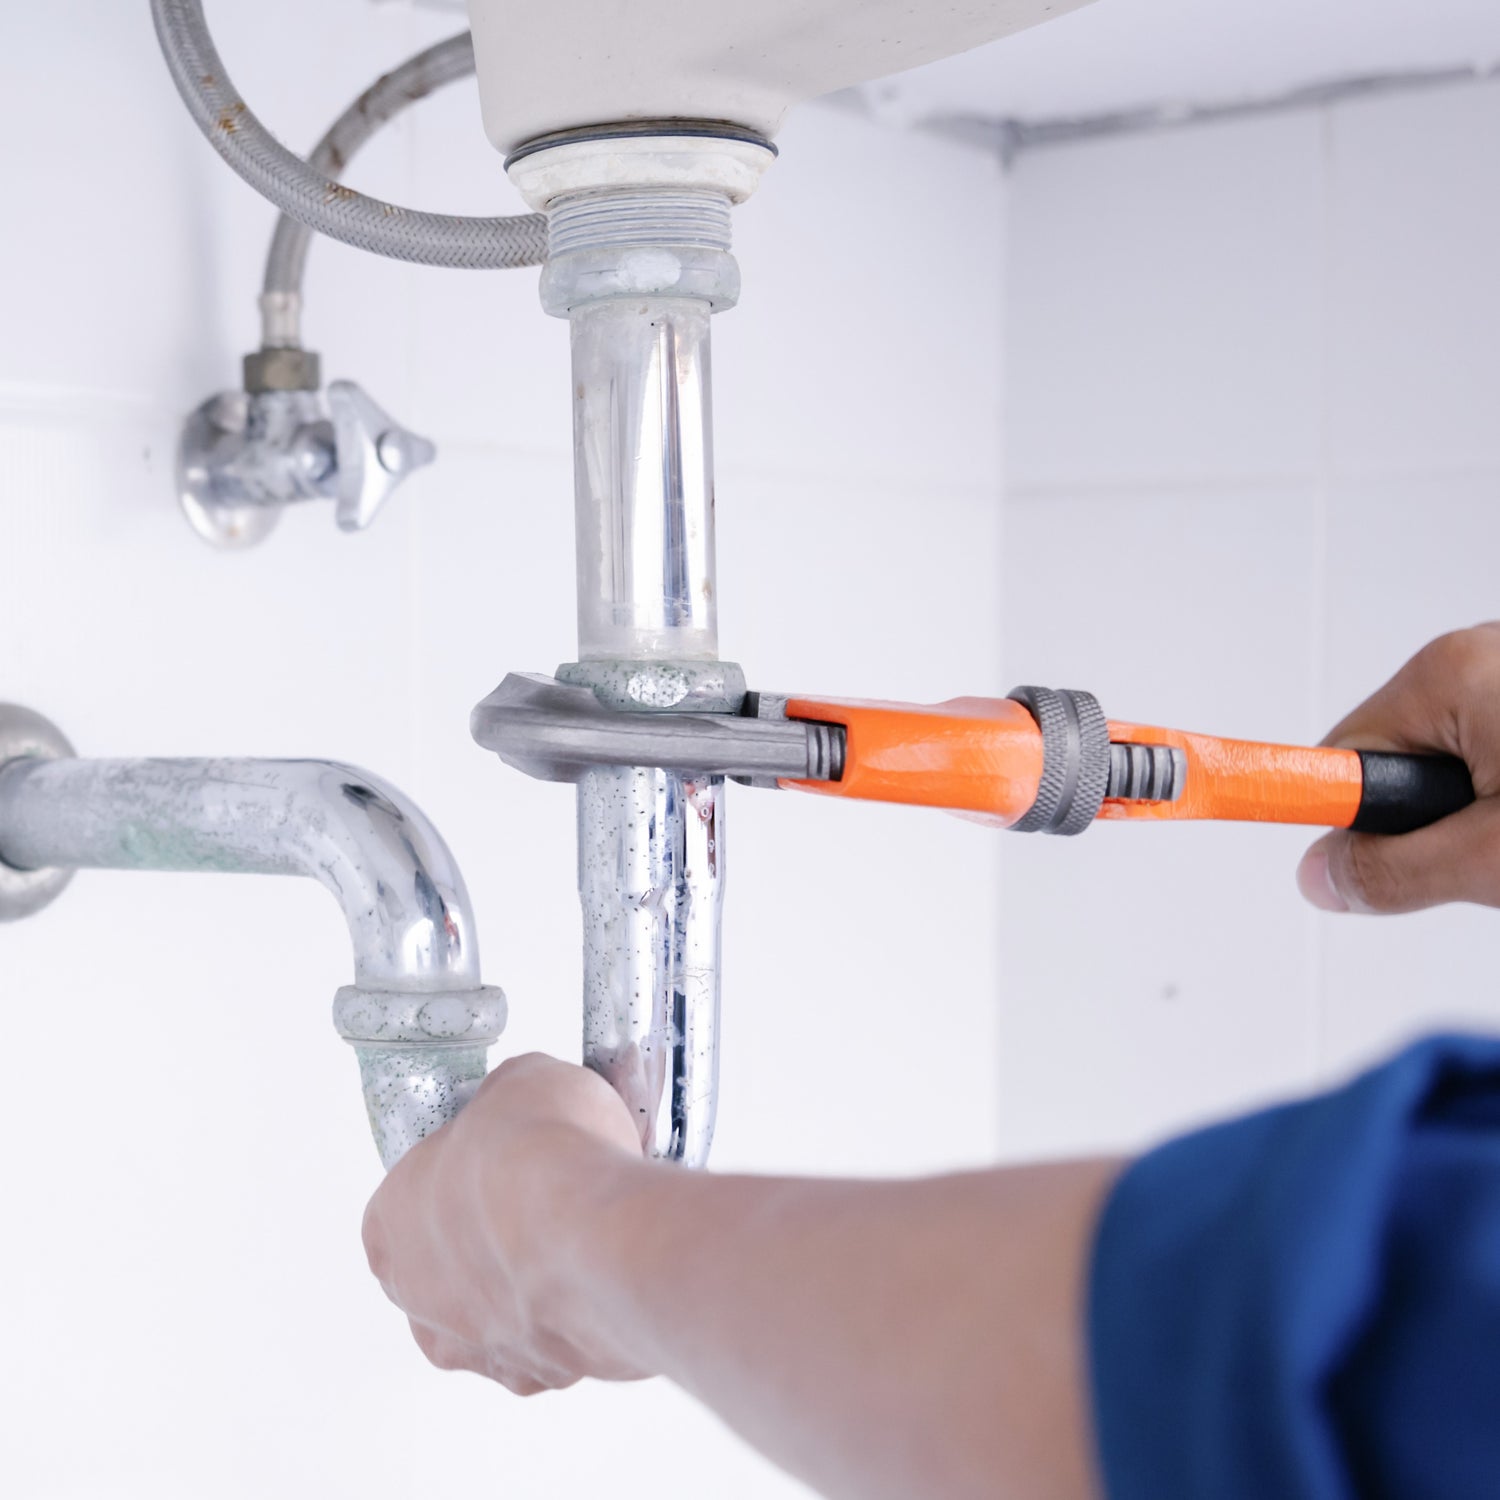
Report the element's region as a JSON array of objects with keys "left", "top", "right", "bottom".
[{"left": 506, "top": 120, "right": 777, "bottom": 170}]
